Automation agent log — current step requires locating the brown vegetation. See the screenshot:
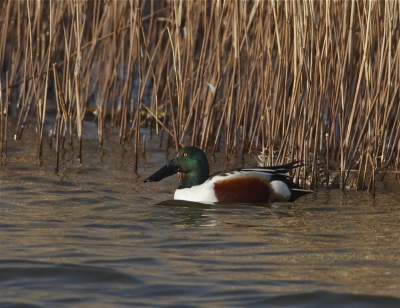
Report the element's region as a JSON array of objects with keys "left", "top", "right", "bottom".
[{"left": 0, "top": 1, "right": 399, "bottom": 189}]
